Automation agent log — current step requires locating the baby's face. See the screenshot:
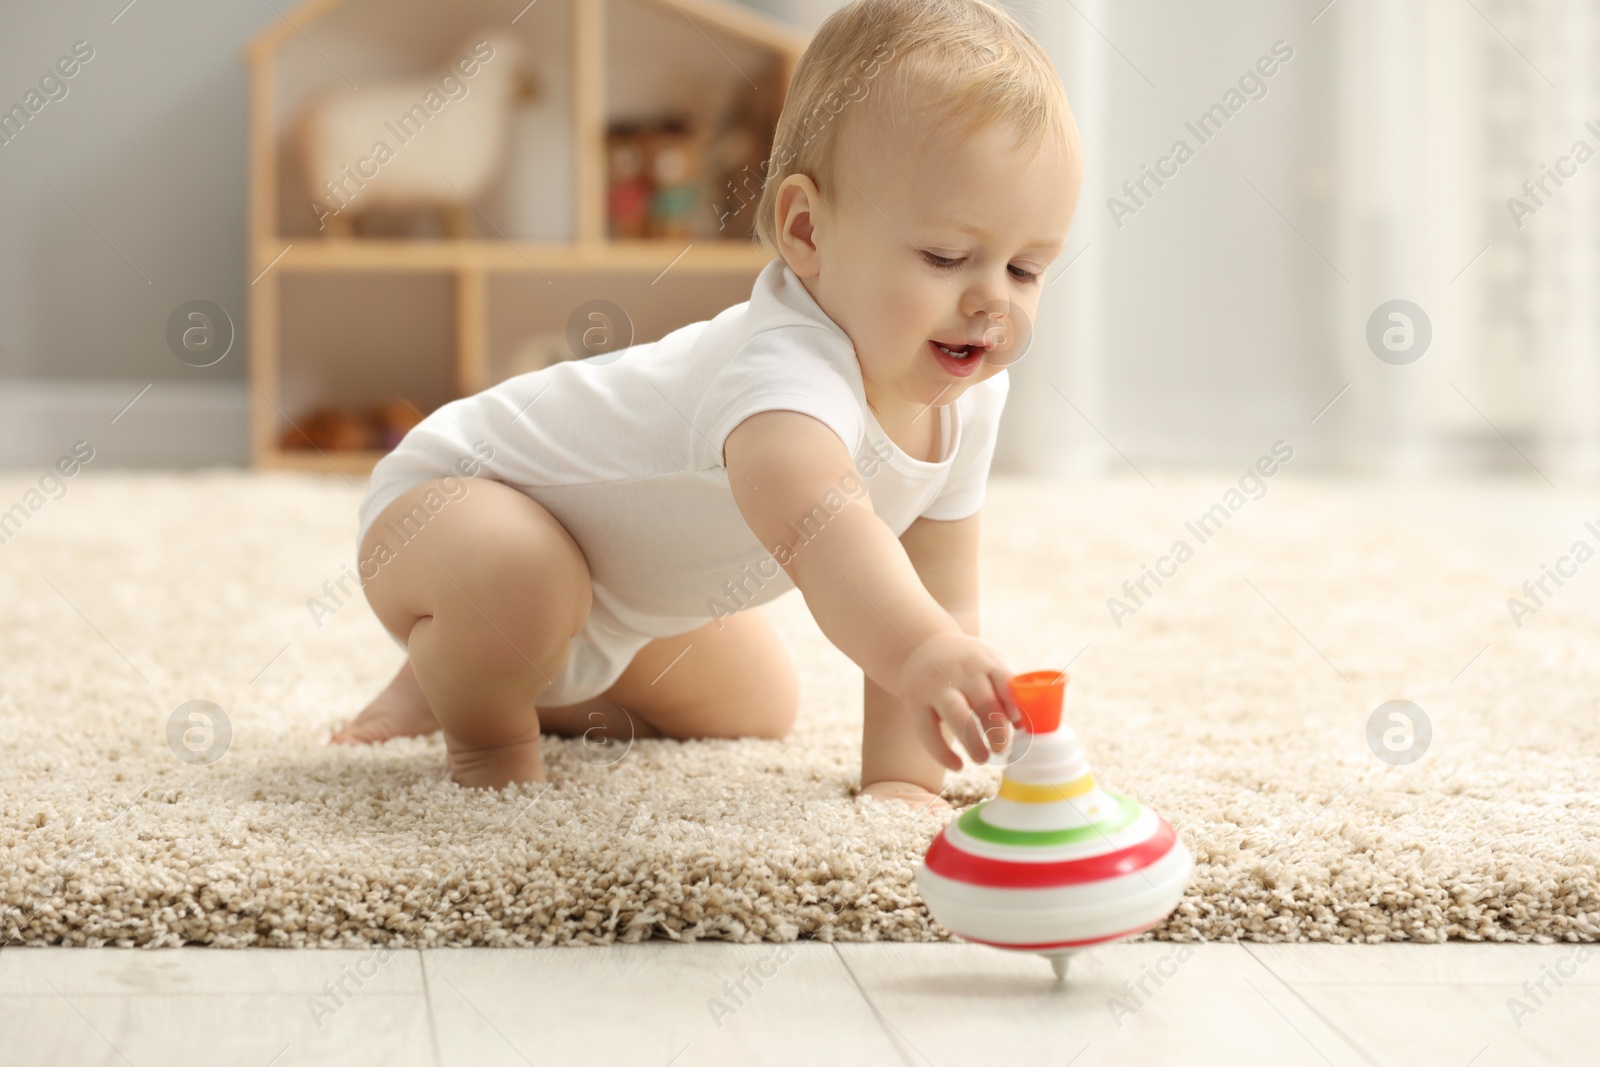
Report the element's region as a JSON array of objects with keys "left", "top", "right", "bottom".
[{"left": 795, "top": 100, "right": 1081, "bottom": 419}]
